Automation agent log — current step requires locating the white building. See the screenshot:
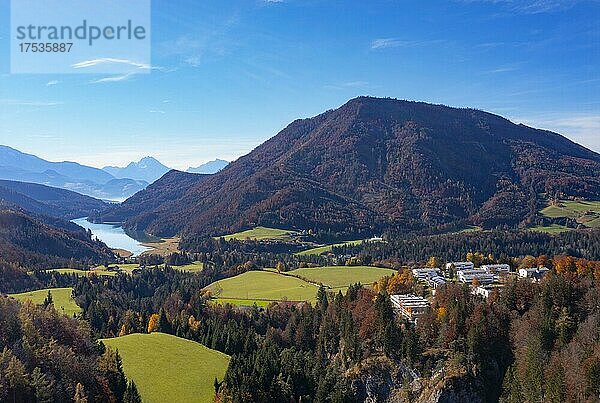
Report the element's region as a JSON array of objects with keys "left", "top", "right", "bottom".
[
  {"left": 390, "top": 294, "right": 430, "bottom": 322},
  {"left": 427, "top": 276, "right": 447, "bottom": 289},
  {"left": 457, "top": 269, "right": 495, "bottom": 285},
  {"left": 412, "top": 268, "right": 442, "bottom": 280},
  {"left": 473, "top": 286, "right": 494, "bottom": 298},
  {"left": 445, "top": 261, "right": 474, "bottom": 271},
  {"left": 518, "top": 267, "right": 549, "bottom": 280},
  {"left": 481, "top": 264, "right": 511, "bottom": 274}
]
